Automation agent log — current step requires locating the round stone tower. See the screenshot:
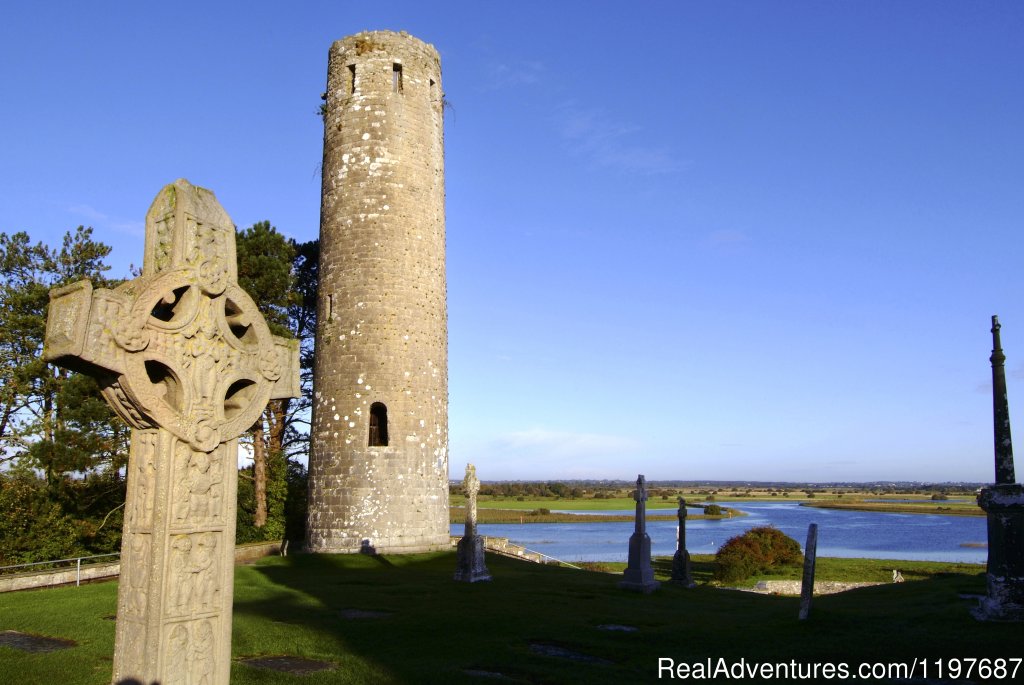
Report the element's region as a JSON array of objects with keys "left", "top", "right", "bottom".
[{"left": 306, "top": 30, "right": 448, "bottom": 554}]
